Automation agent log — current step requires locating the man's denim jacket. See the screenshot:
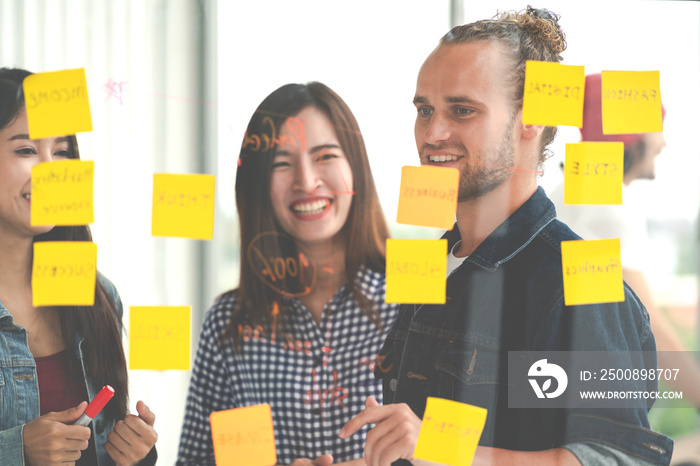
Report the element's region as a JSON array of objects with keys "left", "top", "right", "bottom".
[
  {"left": 376, "top": 187, "right": 674, "bottom": 464},
  {"left": 0, "top": 273, "right": 121, "bottom": 465}
]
